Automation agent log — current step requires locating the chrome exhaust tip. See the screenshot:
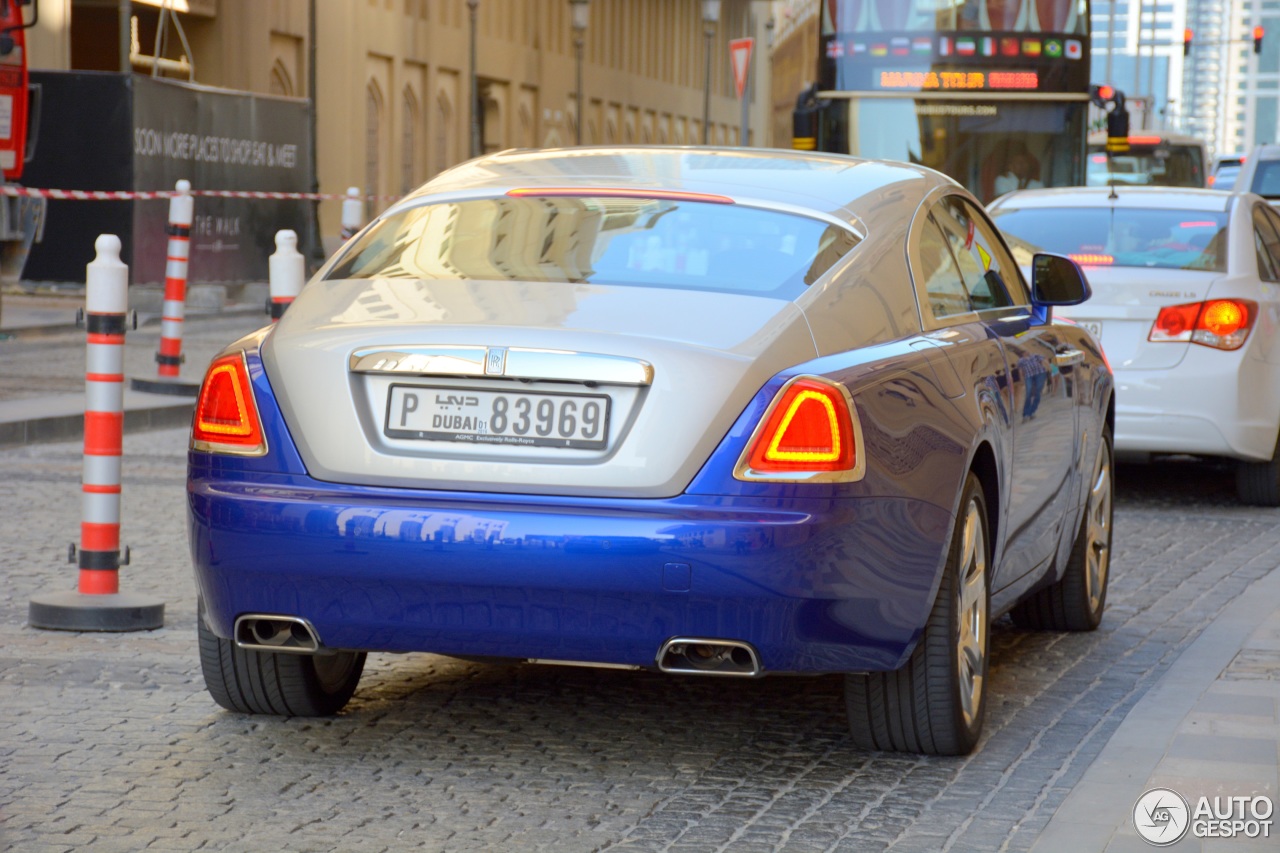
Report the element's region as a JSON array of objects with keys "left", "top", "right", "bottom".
[
  {"left": 234, "top": 614, "right": 322, "bottom": 654},
  {"left": 656, "top": 637, "right": 762, "bottom": 677}
]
